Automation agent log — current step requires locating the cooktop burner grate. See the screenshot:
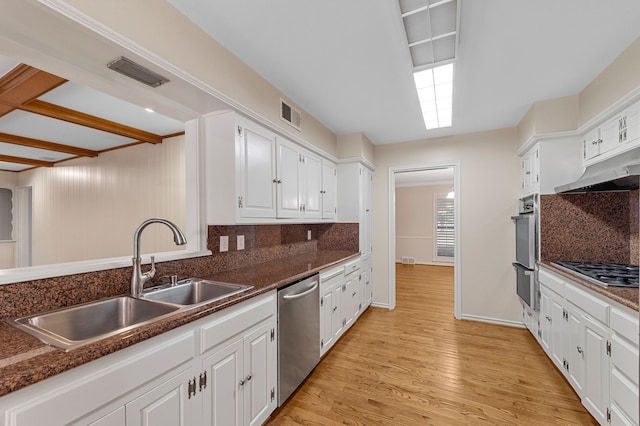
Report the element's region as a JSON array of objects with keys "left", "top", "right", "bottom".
[{"left": 554, "top": 261, "right": 639, "bottom": 288}]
